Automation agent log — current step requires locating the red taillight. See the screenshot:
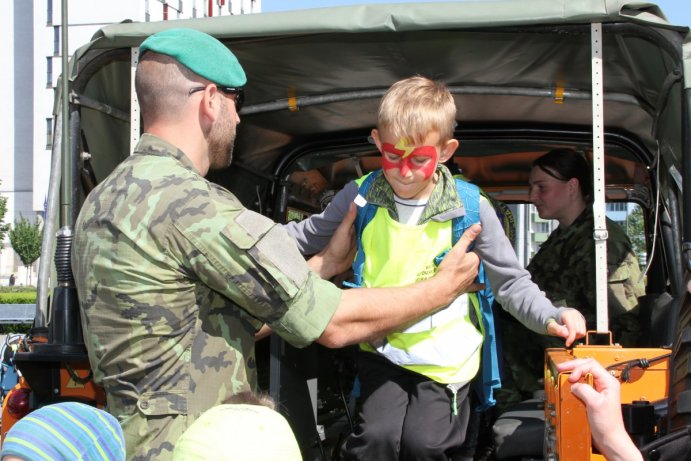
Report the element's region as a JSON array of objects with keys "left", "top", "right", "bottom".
[{"left": 7, "top": 388, "right": 31, "bottom": 418}]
